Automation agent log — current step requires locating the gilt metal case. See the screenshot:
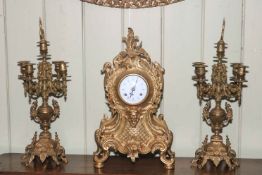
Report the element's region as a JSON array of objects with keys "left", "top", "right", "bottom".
[{"left": 93, "top": 28, "right": 175, "bottom": 169}]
